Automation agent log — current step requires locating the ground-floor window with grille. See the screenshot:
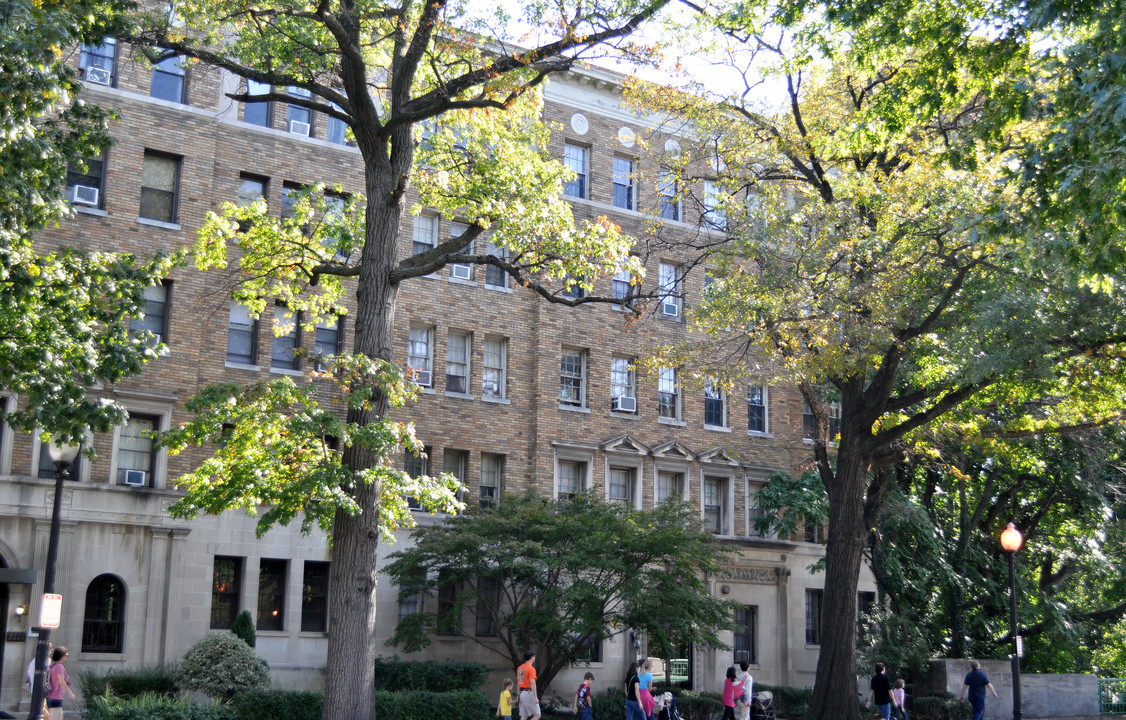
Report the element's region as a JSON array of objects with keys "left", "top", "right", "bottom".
[
  {"left": 82, "top": 574, "right": 125, "bottom": 653},
  {"left": 734, "top": 605, "right": 757, "bottom": 665}
]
